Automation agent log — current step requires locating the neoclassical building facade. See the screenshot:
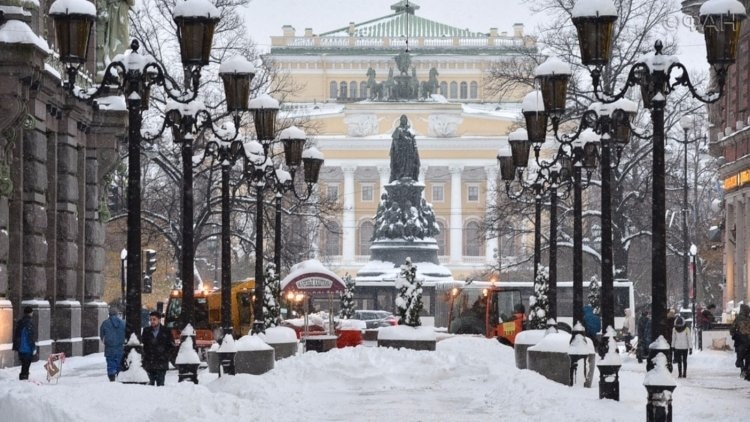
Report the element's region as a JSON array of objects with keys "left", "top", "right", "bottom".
[{"left": 266, "top": 1, "right": 536, "bottom": 279}]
